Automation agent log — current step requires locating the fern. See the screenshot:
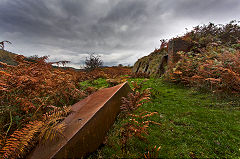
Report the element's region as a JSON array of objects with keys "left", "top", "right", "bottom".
[
  {"left": 0, "top": 52, "right": 132, "bottom": 158},
  {"left": 0, "top": 106, "right": 70, "bottom": 159},
  {"left": 119, "top": 81, "right": 160, "bottom": 153},
  {"left": 143, "top": 145, "right": 161, "bottom": 159},
  {"left": 121, "top": 81, "right": 151, "bottom": 113},
  {"left": 0, "top": 121, "right": 43, "bottom": 159},
  {"left": 39, "top": 106, "right": 71, "bottom": 143}
]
